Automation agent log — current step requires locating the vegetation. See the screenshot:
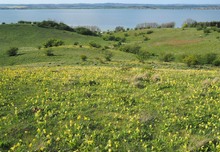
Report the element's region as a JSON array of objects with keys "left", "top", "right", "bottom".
[
  {"left": 44, "top": 39, "right": 64, "bottom": 48},
  {"left": 0, "top": 22, "right": 220, "bottom": 151},
  {"left": 7, "top": 47, "right": 19, "bottom": 56}
]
